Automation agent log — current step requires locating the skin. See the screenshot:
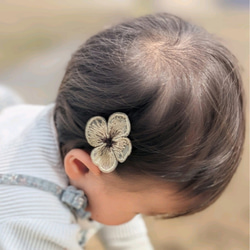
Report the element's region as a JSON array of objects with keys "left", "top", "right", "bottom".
[{"left": 65, "top": 149, "right": 190, "bottom": 225}]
